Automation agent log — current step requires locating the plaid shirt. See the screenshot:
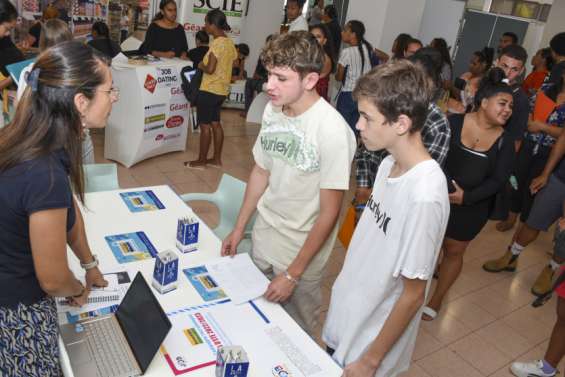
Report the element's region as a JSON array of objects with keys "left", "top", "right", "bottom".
[{"left": 355, "top": 103, "right": 451, "bottom": 188}]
